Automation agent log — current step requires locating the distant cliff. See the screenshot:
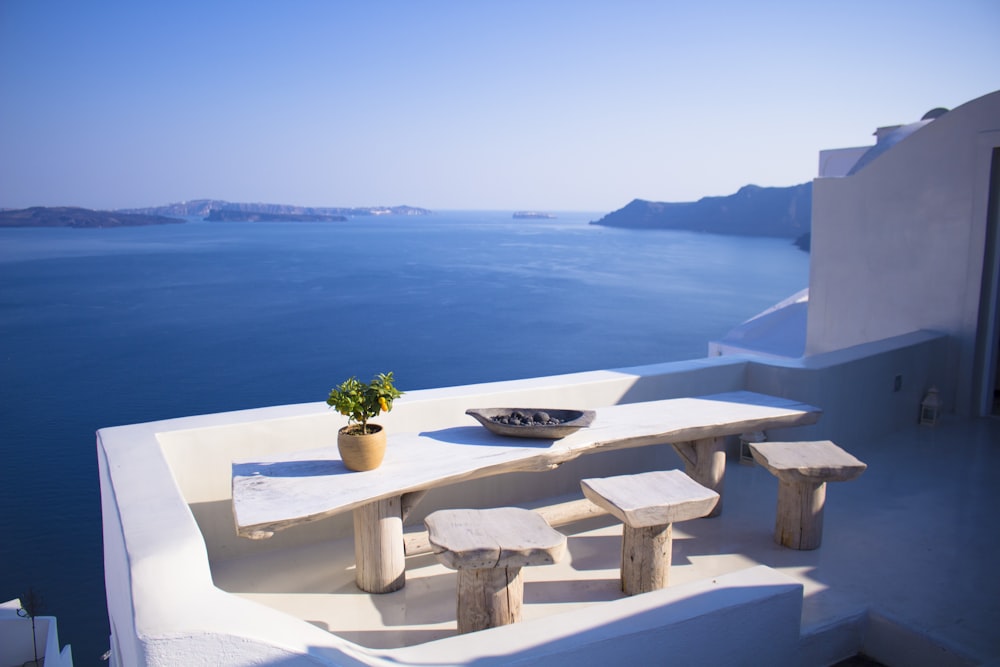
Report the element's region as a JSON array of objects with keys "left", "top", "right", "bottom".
[
  {"left": 122, "top": 200, "right": 432, "bottom": 218},
  {"left": 0, "top": 206, "right": 183, "bottom": 228},
  {"left": 591, "top": 183, "right": 812, "bottom": 241}
]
